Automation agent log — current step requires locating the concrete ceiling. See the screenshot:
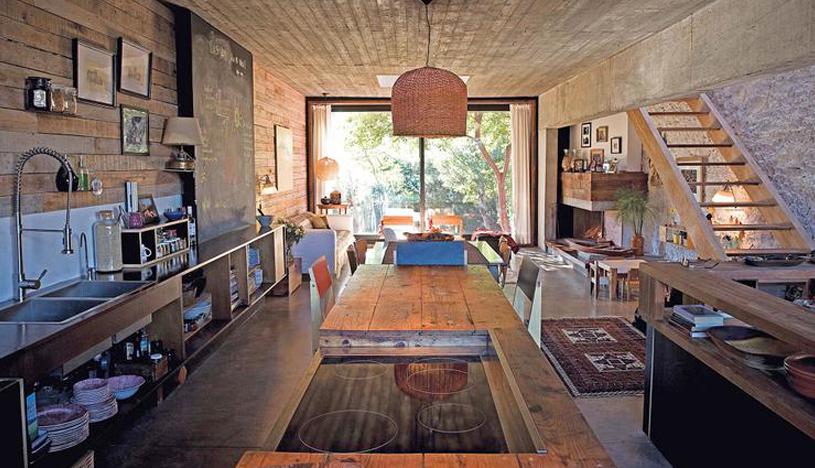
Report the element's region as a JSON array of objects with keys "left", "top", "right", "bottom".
[{"left": 171, "top": 0, "right": 716, "bottom": 97}]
